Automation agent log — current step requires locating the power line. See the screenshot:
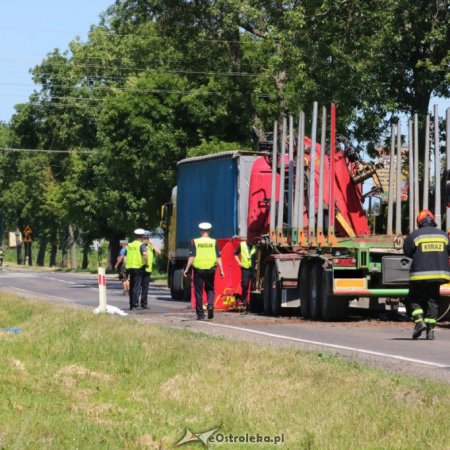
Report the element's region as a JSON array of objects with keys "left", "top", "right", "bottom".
[
  {"left": 0, "top": 53, "right": 255, "bottom": 65},
  {"left": 13, "top": 72, "right": 189, "bottom": 84},
  {"left": 29, "top": 62, "right": 267, "bottom": 77},
  {"left": 0, "top": 147, "right": 96, "bottom": 154},
  {"left": 4, "top": 72, "right": 269, "bottom": 92},
  {"left": 0, "top": 101, "right": 103, "bottom": 111},
  {"left": 11, "top": 65, "right": 271, "bottom": 78},
  {"left": 0, "top": 82, "right": 274, "bottom": 97},
  {"left": 0, "top": 47, "right": 275, "bottom": 66},
  {"left": 0, "top": 90, "right": 273, "bottom": 102},
  {"left": 0, "top": 26, "right": 265, "bottom": 45},
  {"left": 0, "top": 81, "right": 183, "bottom": 94}
]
